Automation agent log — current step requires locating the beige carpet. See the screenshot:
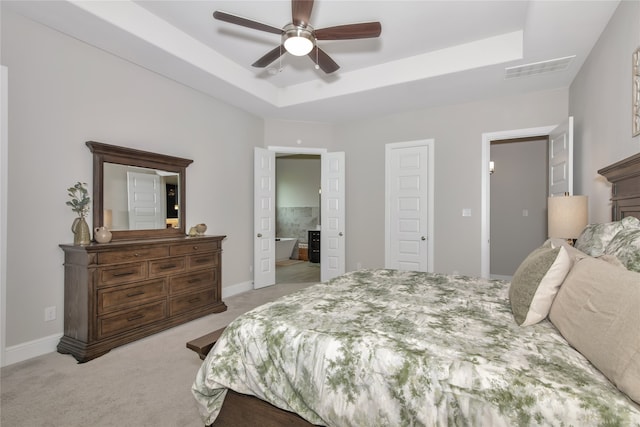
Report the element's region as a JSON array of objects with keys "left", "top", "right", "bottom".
[{"left": 0, "top": 282, "right": 313, "bottom": 427}]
